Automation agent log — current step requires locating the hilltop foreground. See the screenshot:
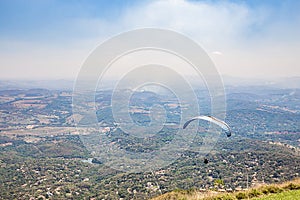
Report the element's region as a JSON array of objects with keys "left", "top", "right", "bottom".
[{"left": 152, "top": 178, "right": 300, "bottom": 200}]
